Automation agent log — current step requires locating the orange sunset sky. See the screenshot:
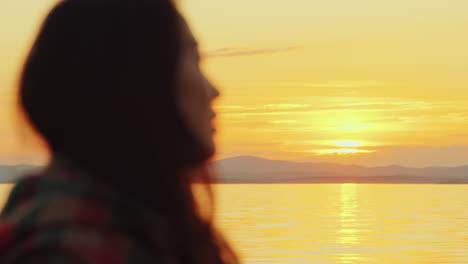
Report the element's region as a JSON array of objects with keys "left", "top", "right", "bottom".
[{"left": 1, "top": 0, "right": 468, "bottom": 167}]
